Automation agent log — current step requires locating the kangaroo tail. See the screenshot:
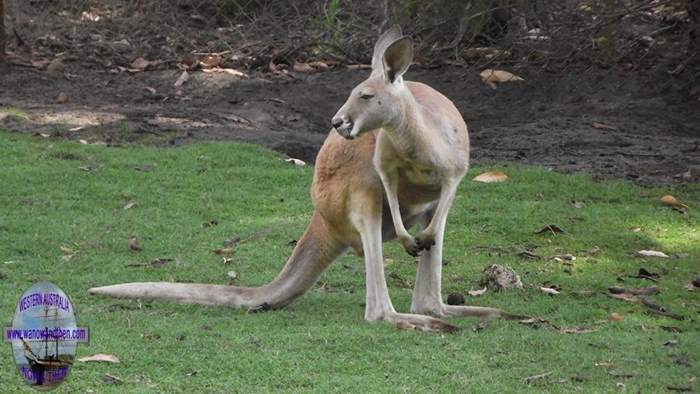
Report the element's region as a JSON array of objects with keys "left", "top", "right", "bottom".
[{"left": 88, "top": 213, "right": 345, "bottom": 310}]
